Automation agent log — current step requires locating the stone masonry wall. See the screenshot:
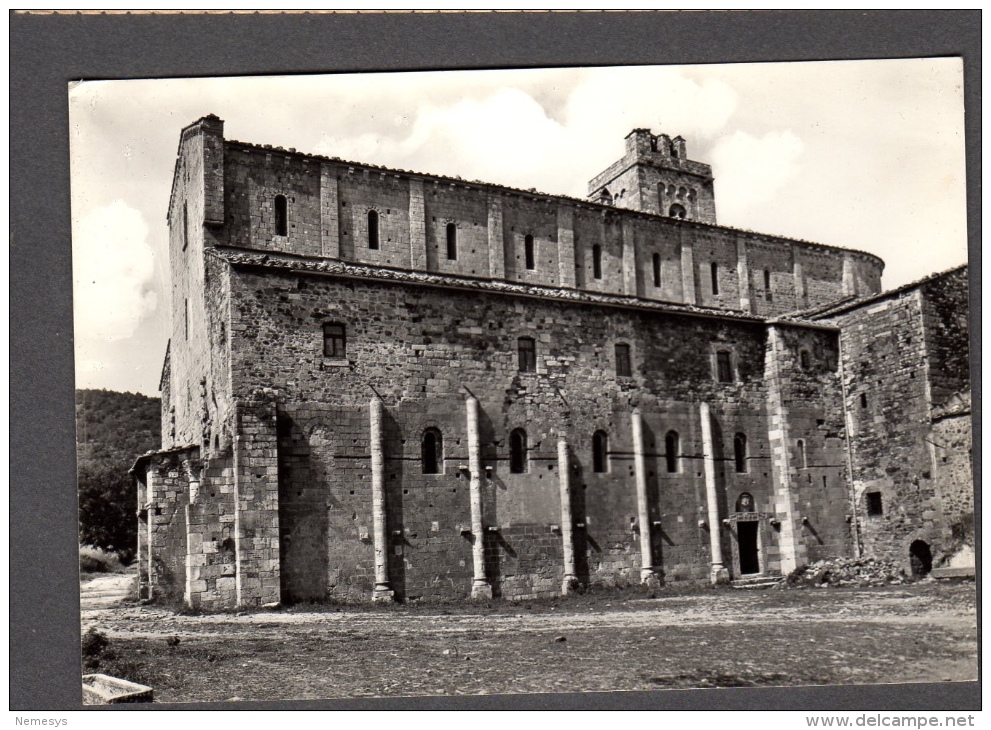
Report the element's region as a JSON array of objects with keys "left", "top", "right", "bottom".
[
  {"left": 212, "top": 137, "right": 882, "bottom": 317},
  {"left": 219, "top": 263, "right": 854, "bottom": 600},
  {"left": 825, "top": 291, "right": 943, "bottom": 571}
]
